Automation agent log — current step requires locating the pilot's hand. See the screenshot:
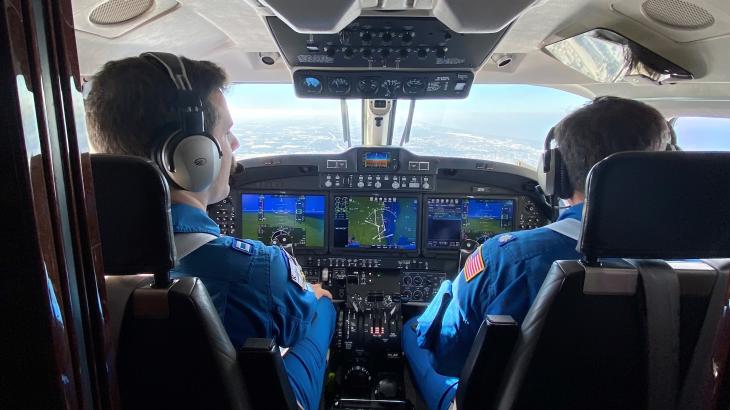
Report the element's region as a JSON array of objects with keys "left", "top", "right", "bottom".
[{"left": 310, "top": 283, "right": 333, "bottom": 300}]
